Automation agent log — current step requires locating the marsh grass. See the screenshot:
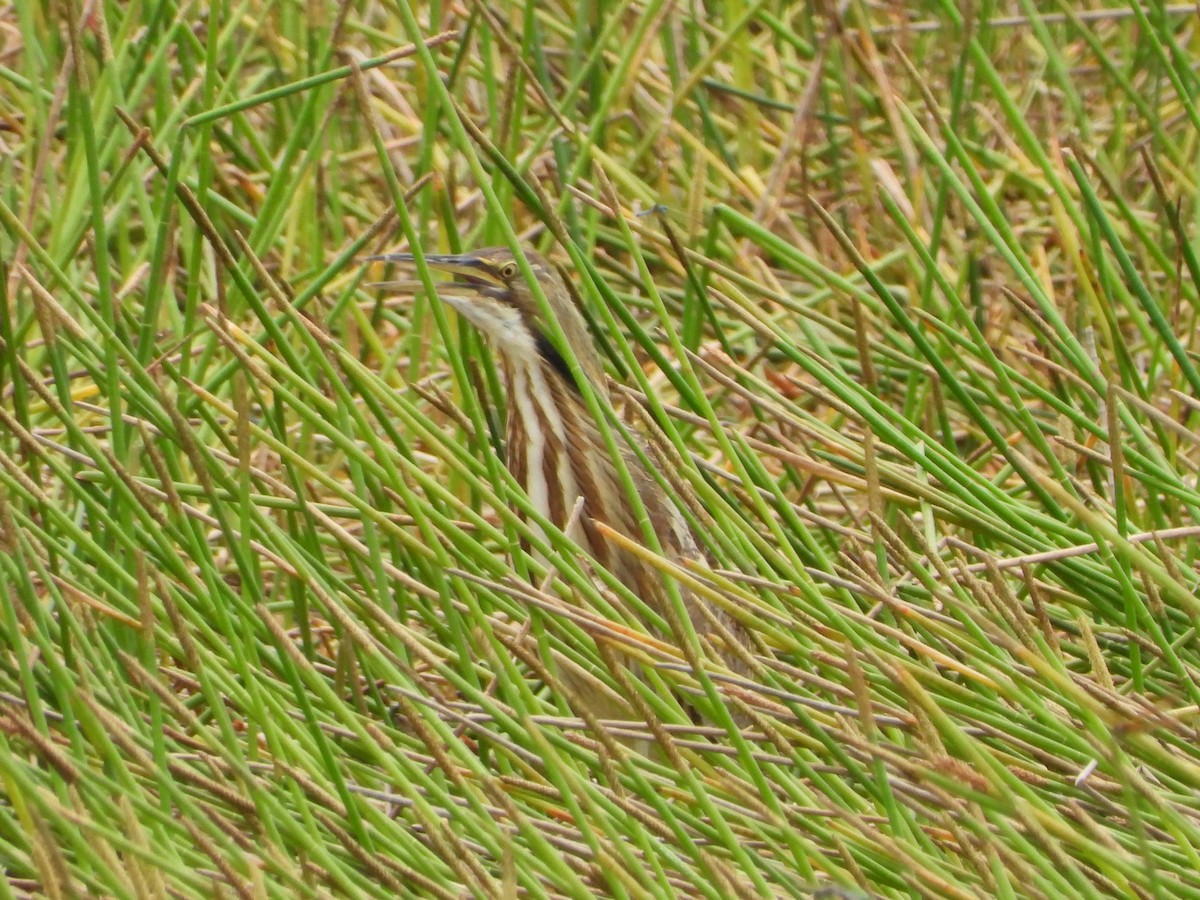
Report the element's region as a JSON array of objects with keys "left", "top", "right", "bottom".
[{"left": 2, "top": 2, "right": 1199, "bottom": 897}]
